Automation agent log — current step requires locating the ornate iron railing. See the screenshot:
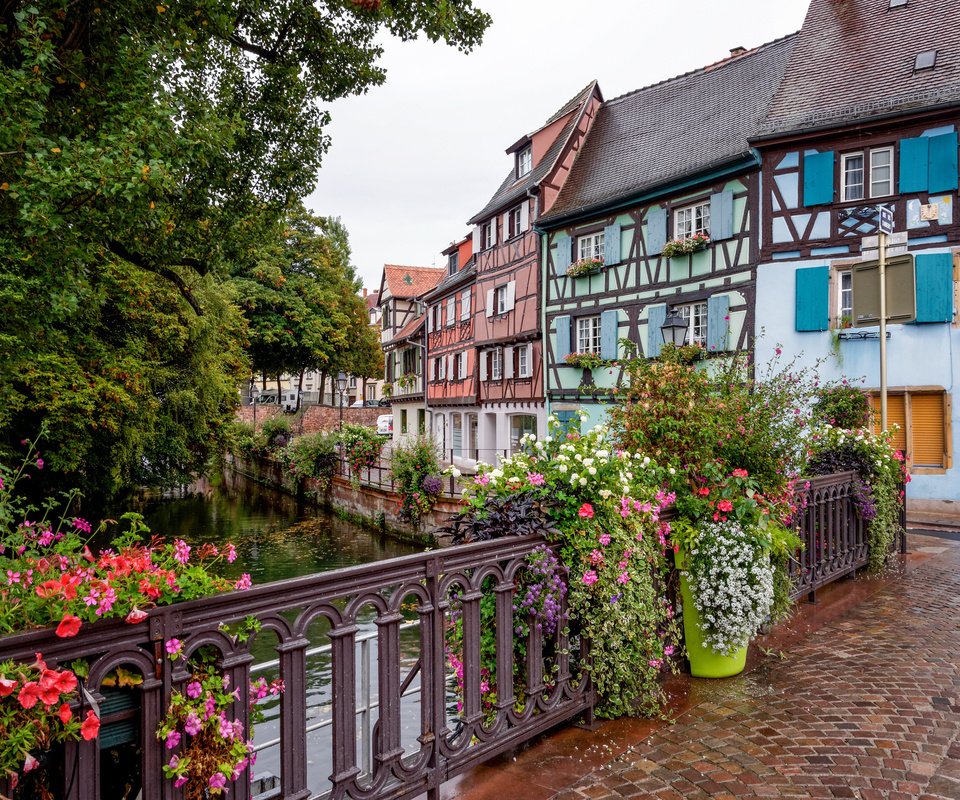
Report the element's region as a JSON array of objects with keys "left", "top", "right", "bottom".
[{"left": 0, "top": 536, "right": 592, "bottom": 800}]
